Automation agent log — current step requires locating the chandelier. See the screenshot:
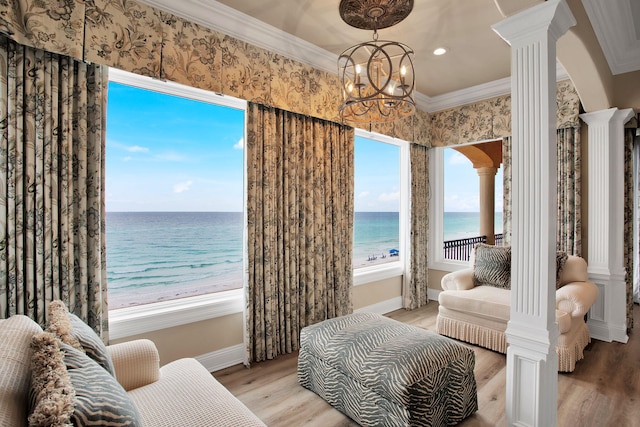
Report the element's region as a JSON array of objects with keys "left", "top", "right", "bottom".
[{"left": 338, "top": 0, "right": 416, "bottom": 124}]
